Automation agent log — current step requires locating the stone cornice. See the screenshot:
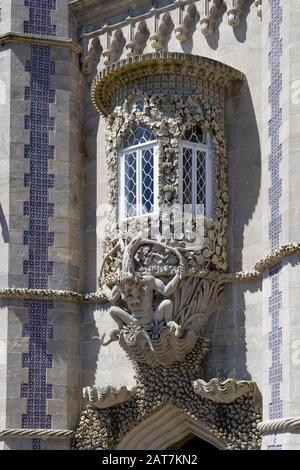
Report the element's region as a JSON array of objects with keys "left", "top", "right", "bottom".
[
  {"left": 92, "top": 52, "right": 245, "bottom": 116},
  {"left": 0, "top": 288, "right": 107, "bottom": 304},
  {"left": 0, "top": 243, "right": 298, "bottom": 304},
  {"left": 0, "top": 32, "right": 82, "bottom": 54}
]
